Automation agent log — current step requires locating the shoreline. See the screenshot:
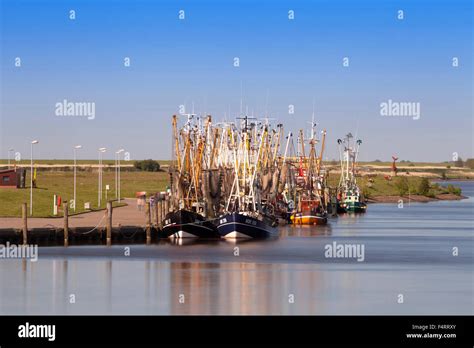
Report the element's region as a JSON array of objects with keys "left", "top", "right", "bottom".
[
  {"left": 367, "top": 193, "right": 468, "bottom": 204},
  {"left": 430, "top": 178, "right": 474, "bottom": 182}
]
